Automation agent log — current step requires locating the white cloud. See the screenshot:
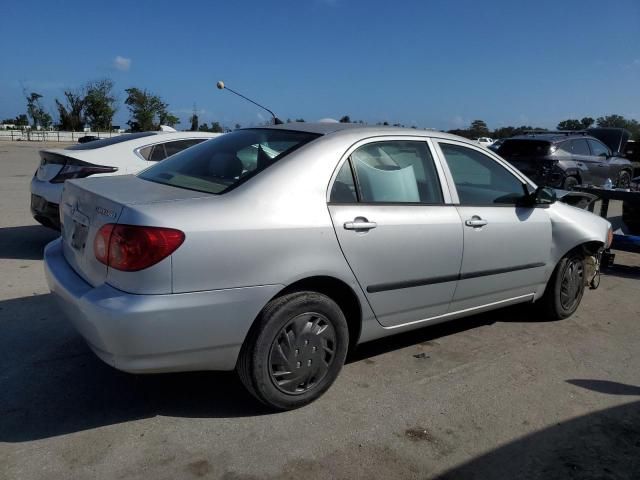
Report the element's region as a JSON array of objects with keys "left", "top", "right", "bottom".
[{"left": 113, "top": 56, "right": 131, "bottom": 71}]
